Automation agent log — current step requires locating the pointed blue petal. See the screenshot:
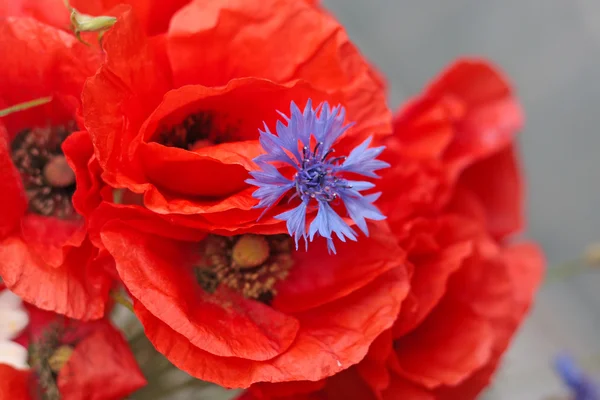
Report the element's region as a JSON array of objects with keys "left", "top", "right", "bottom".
[
  {"left": 345, "top": 180, "right": 376, "bottom": 192},
  {"left": 256, "top": 127, "right": 298, "bottom": 166},
  {"left": 308, "top": 201, "right": 356, "bottom": 243},
  {"left": 276, "top": 201, "right": 308, "bottom": 250},
  {"left": 326, "top": 238, "right": 337, "bottom": 254},
  {"left": 340, "top": 192, "right": 386, "bottom": 236},
  {"left": 339, "top": 137, "right": 390, "bottom": 178}
]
